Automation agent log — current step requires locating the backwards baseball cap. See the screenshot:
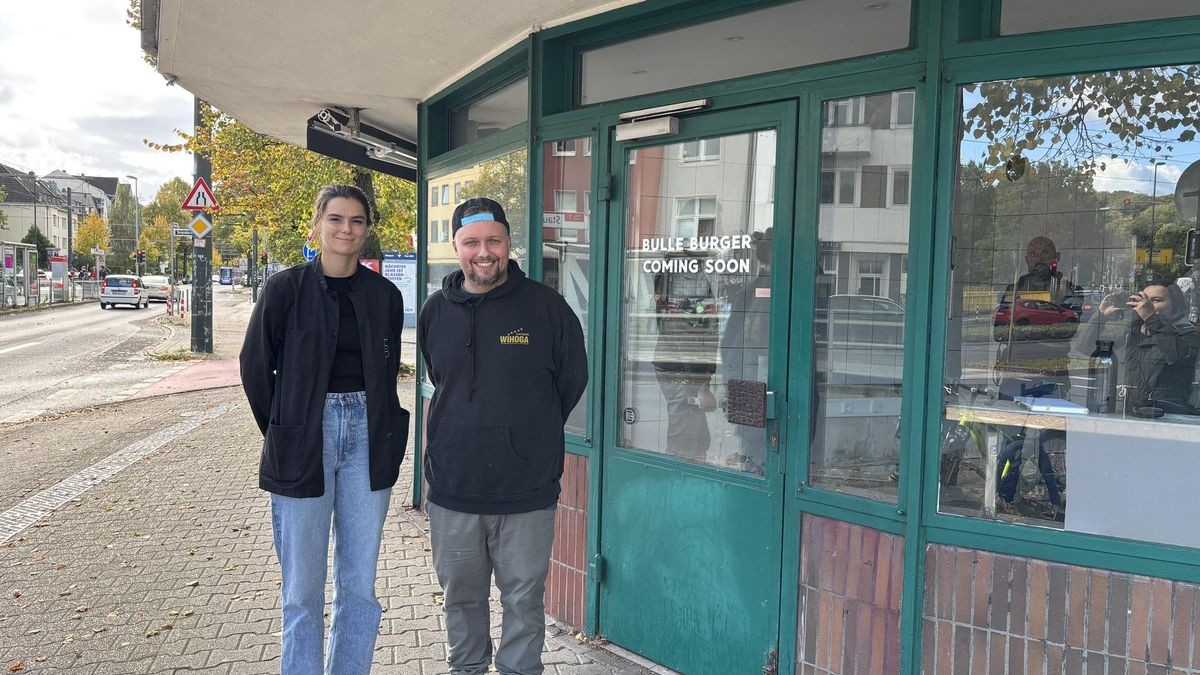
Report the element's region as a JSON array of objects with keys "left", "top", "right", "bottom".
[{"left": 451, "top": 197, "right": 510, "bottom": 237}]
